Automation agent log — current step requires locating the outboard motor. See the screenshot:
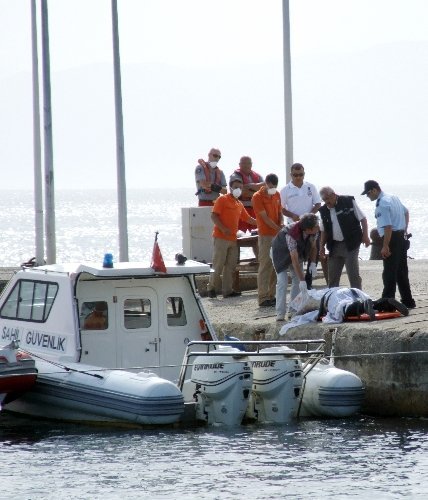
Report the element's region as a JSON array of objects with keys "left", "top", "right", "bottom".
[
  {"left": 191, "top": 346, "right": 252, "bottom": 426},
  {"left": 300, "top": 359, "right": 365, "bottom": 417},
  {"left": 247, "top": 346, "right": 303, "bottom": 424}
]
